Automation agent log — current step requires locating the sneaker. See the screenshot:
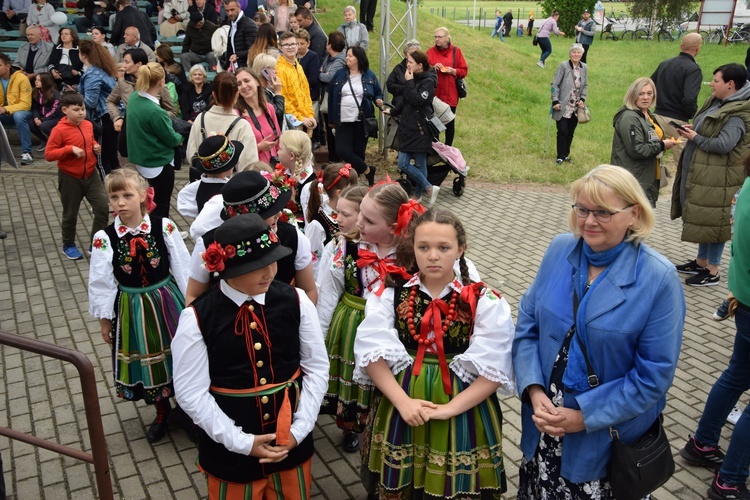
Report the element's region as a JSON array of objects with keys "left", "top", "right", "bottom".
[
  {"left": 35, "top": 142, "right": 47, "bottom": 152},
  {"left": 556, "top": 158, "right": 564, "bottom": 165},
  {"left": 708, "top": 473, "right": 750, "bottom": 499},
  {"left": 179, "top": 230, "right": 189, "bottom": 240},
  {"left": 427, "top": 185, "right": 440, "bottom": 208},
  {"left": 713, "top": 299, "right": 731, "bottom": 321},
  {"left": 342, "top": 431, "right": 359, "bottom": 453},
  {"left": 564, "top": 156, "right": 572, "bottom": 163},
  {"left": 20, "top": 152, "right": 33, "bottom": 165},
  {"left": 686, "top": 270, "right": 720, "bottom": 287},
  {"left": 536, "top": 60, "right": 545, "bottom": 68},
  {"left": 680, "top": 435, "right": 725, "bottom": 470},
  {"left": 676, "top": 259, "right": 708, "bottom": 275},
  {"left": 62, "top": 243, "right": 83, "bottom": 260},
  {"left": 727, "top": 405, "right": 743, "bottom": 425}
]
